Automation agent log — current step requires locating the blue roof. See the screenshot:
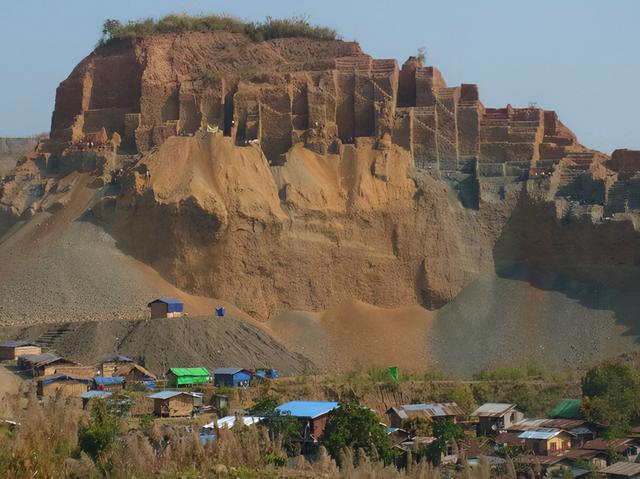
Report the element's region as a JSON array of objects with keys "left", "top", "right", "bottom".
[
  {"left": 276, "top": 400, "right": 339, "bottom": 419},
  {"left": 518, "top": 429, "right": 563, "bottom": 440},
  {"left": 214, "top": 368, "right": 252, "bottom": 376},
  {"left": 94, "top": 376, "right": 125, "bottom": 385},
  {"left": 80, "top": 390, "right": 113, "bottom": 399}
]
